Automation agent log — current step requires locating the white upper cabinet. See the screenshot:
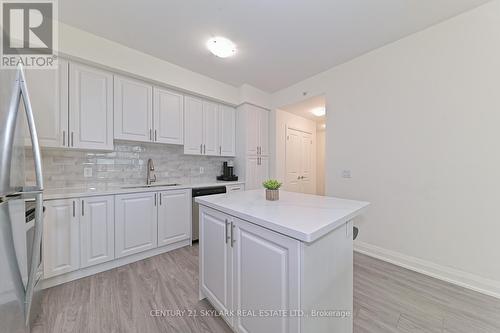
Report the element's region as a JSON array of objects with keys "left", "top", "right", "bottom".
[
  {"left": 203, "top": 100, "right": 219, "bottom": 156},
  {"left": 23, "top": 59, "right": 69, "bottom": 148},
  {"left": 80, "top": 196, "right": 115, "bottom": 268},
  {"left": 219, "top": 105, "right": 236, "bottom": 157},
  {"left": 184, "top": 96, "right": 204, "bottom": 155},
  {"left": 184, "top": 95, "right": 235, "bottom": 157},
  {"left": 153, "top": 87, "right": 184, "bottom": 145},
  {"left": 114, "top": 76, "right": 153, "bottom": 143},
  {"left": 258, "top": 108, "right": 269, "bottom": 156},
  {"left": 69, "top": 63, "right": 114, "bottom": 150}
]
